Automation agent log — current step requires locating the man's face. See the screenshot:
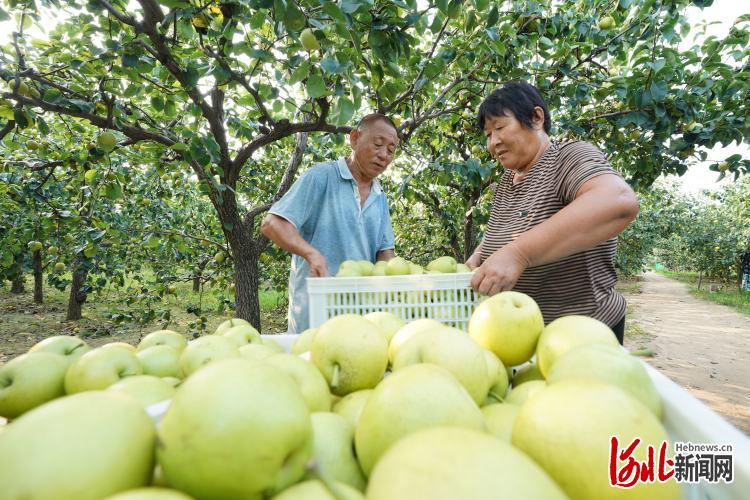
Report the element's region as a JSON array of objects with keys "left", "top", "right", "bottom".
[{"left": 350, "top": 120, "right": 399, "bottom": 179}]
